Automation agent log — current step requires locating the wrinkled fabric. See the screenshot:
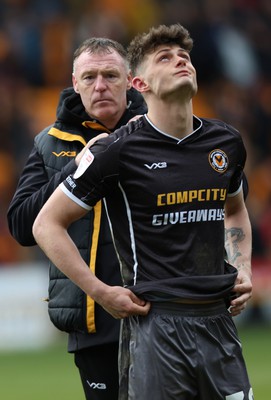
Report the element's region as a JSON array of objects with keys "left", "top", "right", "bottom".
[{"left": 118, "top": 302, "right": 253, "bottom": 400}]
